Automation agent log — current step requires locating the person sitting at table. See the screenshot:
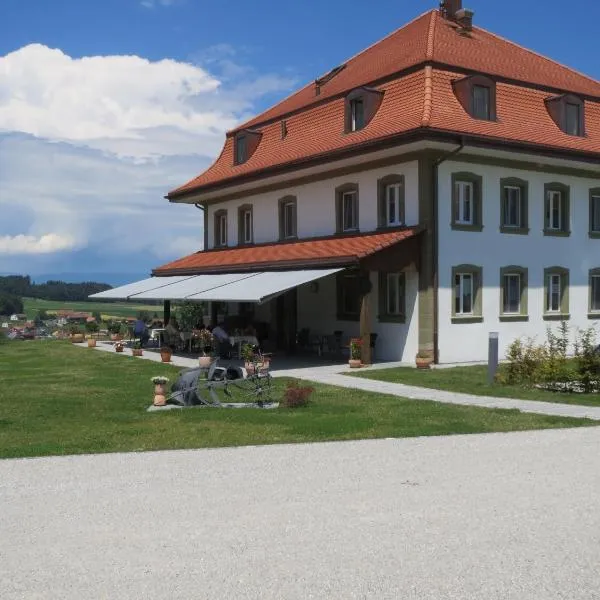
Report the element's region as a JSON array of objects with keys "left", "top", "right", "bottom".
[
  {"left": 164, "top": 318, "right": 180, "bottom": 349},
  {"left": 133, "top": 317, "right": 150, "bottom": 347},
  {"left": 211, "top": 322, "right": 231, "bottom": 358}
]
